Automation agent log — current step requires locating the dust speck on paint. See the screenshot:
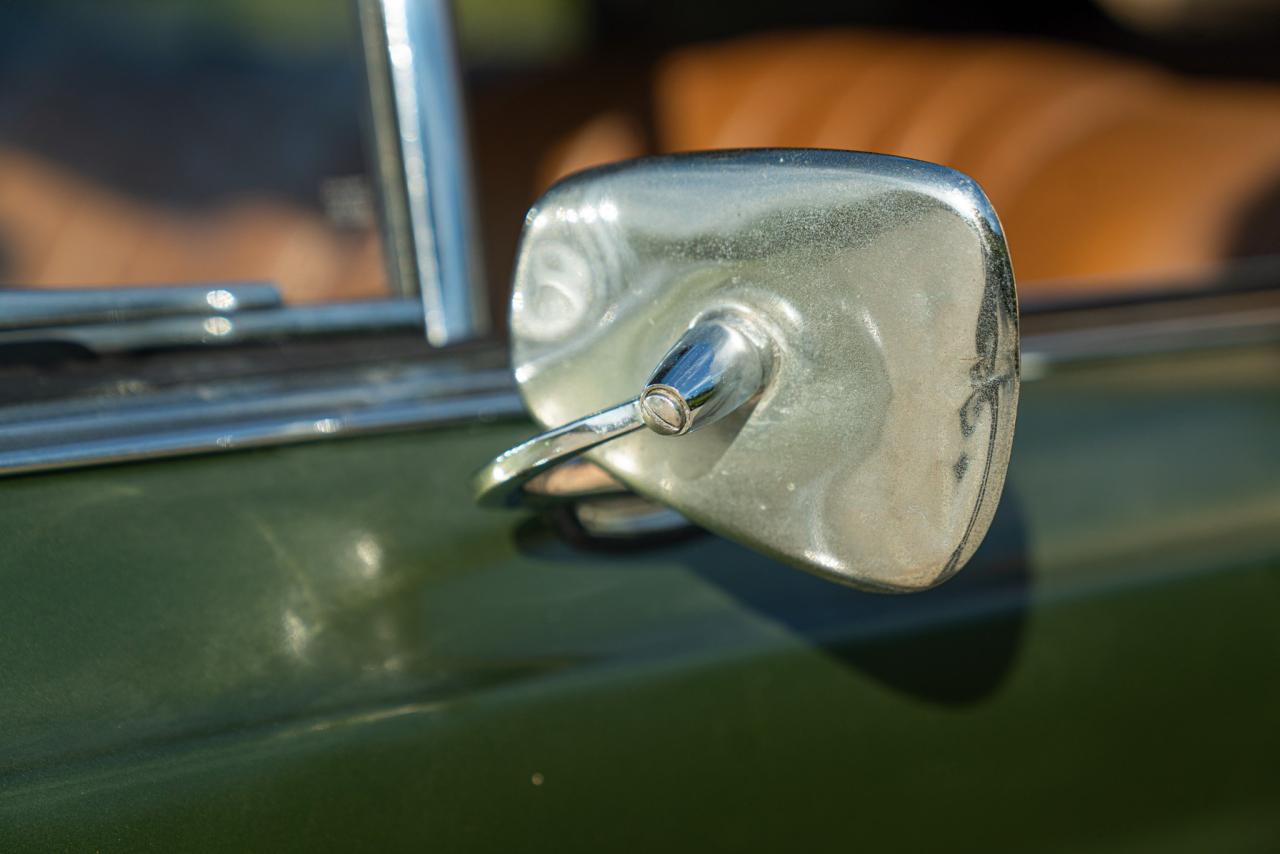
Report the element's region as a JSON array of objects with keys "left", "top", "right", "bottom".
[{"left": 531, "top": 772, "right": 545, "bottom": 786}]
